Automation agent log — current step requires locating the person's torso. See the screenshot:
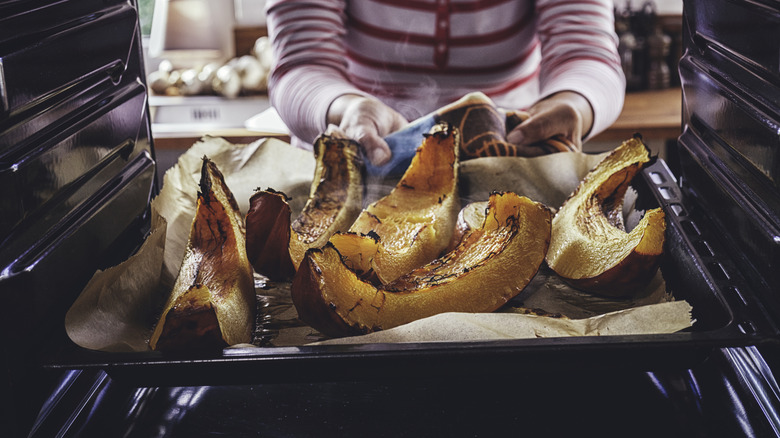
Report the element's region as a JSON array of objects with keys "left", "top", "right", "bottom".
[{"left": 344, "top": 0, "right": 541, "bottom": 119}]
